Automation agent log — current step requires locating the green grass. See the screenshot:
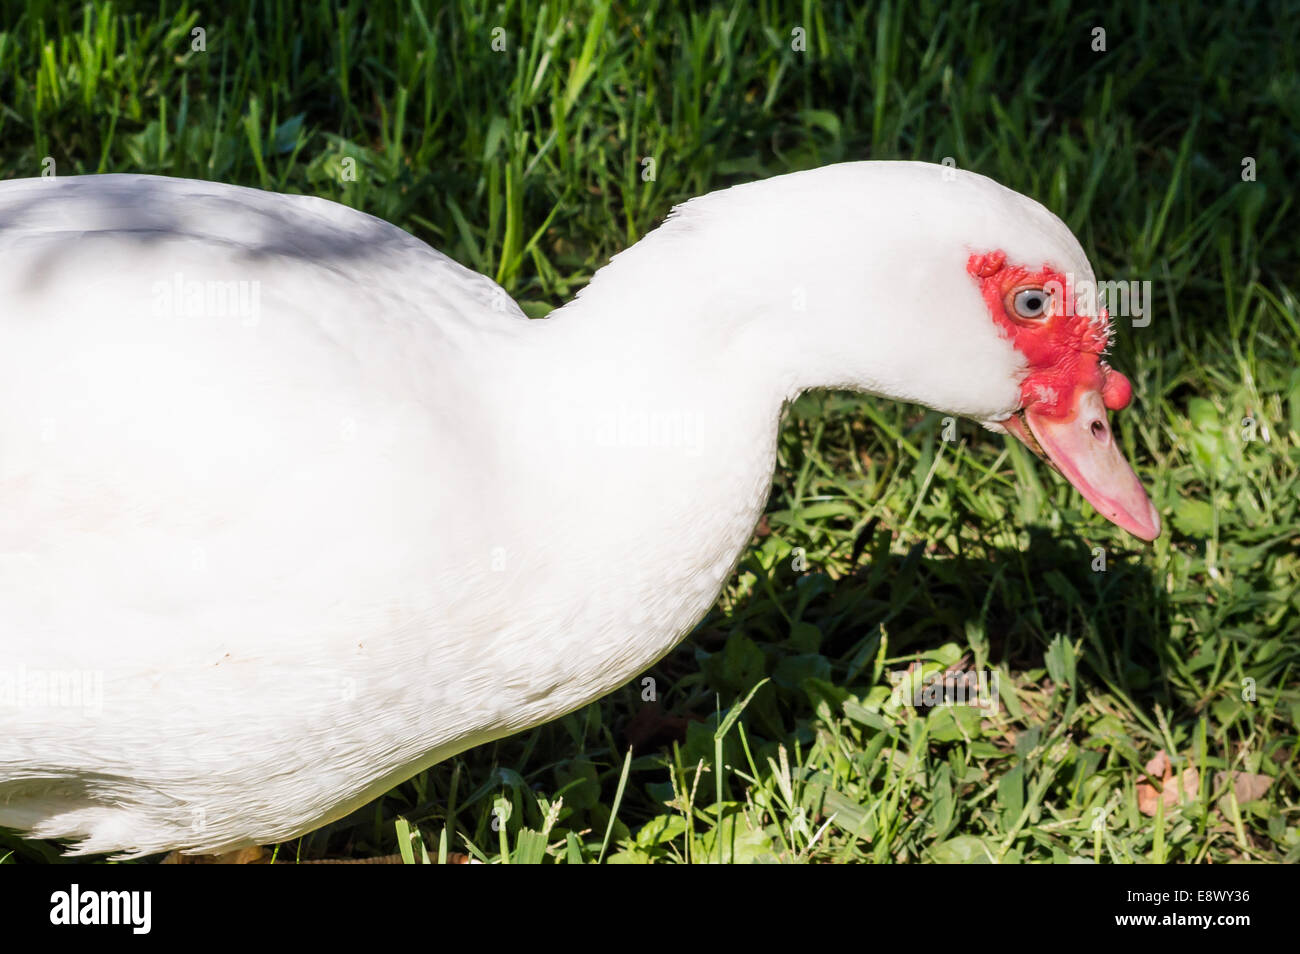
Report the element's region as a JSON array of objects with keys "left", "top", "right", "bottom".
[{"left": 1, "top": 0, "right": 1297, "bottom": 864}]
